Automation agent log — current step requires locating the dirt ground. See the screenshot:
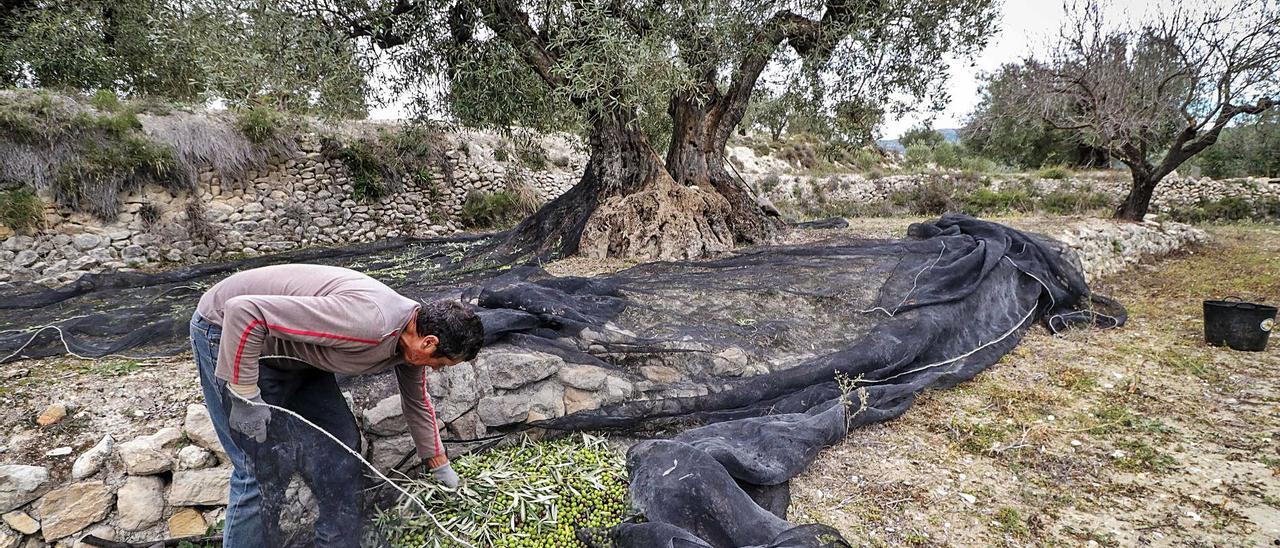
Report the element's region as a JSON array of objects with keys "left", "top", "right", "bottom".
[{"left": 791, "top": 223, "right": 1280, "bottom": 547}]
